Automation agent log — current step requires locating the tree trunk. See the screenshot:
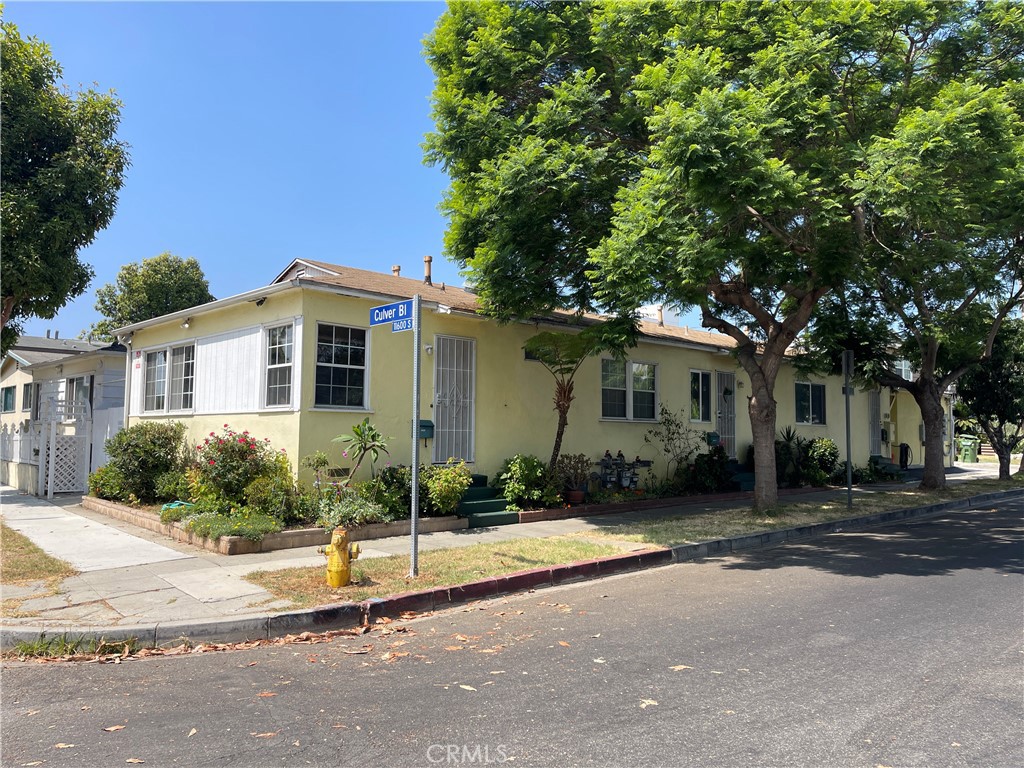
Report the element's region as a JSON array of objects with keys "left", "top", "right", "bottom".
[
  {"left": 550, "top": 407, "right": 569, "bottom": 471},
  {"left": 915, "top": 378, "right": 947, "bottom": 490},
  {"left": 996, "top": 447, "right": 1011, "bottom": 481},
  {"left": 1019, "top": 451, "right": 1023, "bottom": 475},
  {"left": 748, "top": 383, "right": 779, "bottom": 511}
]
